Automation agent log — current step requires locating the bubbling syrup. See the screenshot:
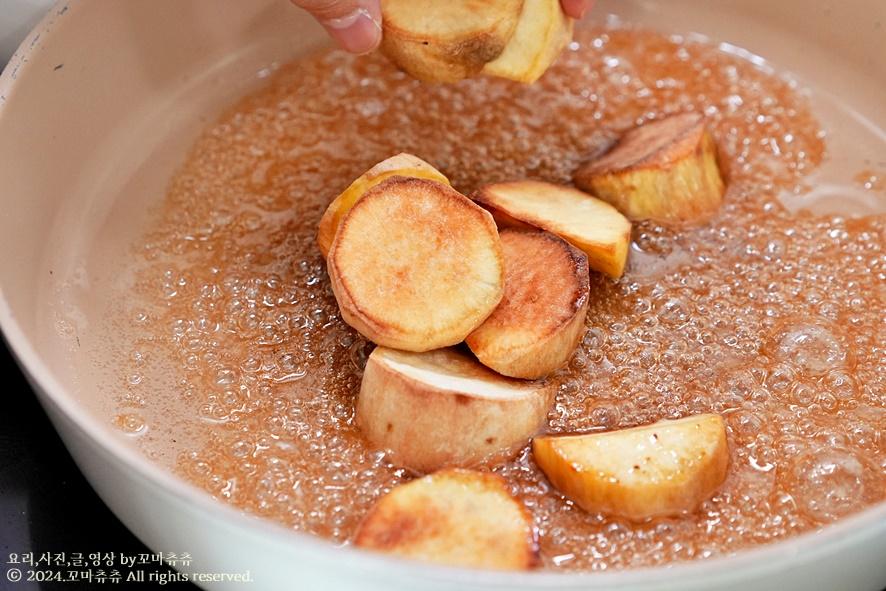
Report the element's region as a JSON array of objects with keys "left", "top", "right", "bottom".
[{"left": 111, "top": 24, "right": 886, "bottom": 570}]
